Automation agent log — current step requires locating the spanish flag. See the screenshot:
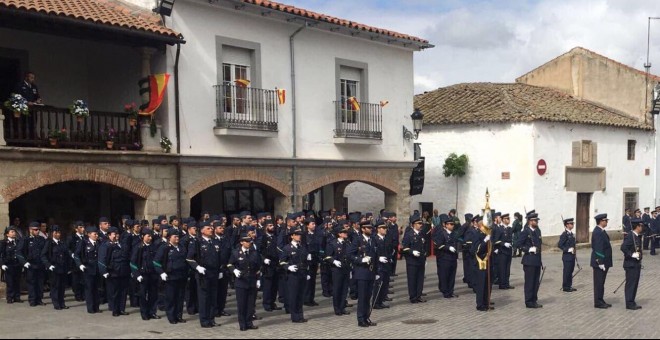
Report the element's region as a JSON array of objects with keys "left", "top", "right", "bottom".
[
  {"left": 139, "top": 73, "right": 170, "bottom": 116},
  {"left": 380, "top": 100, "right": 389, "bottom": 108},
  {"left": 348, "top": 97, "right": 360, "bottom": 111},
  {"left": 235, "top": 79, "right": 251, "bottom": 87},
  {"left": 277, "top": 89, "right": 286, "bottom": 105}
]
